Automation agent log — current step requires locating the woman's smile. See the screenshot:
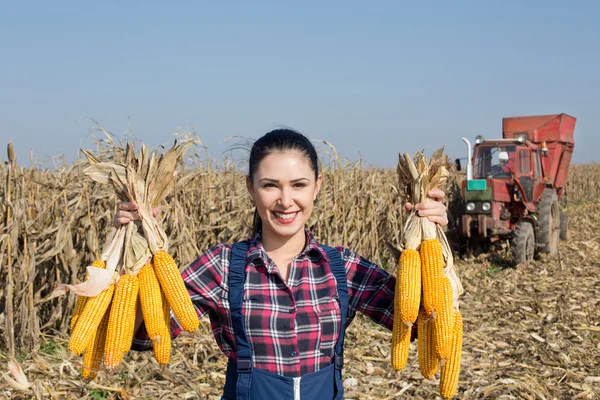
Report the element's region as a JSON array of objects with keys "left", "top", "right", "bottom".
[{"left": 272, "top": 210, "right": 299, "bottom": 224}]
